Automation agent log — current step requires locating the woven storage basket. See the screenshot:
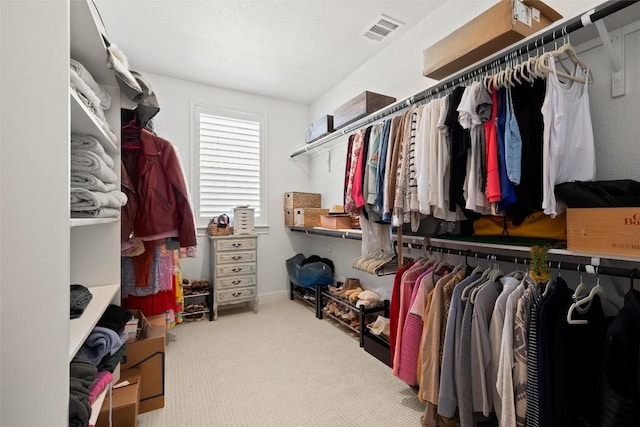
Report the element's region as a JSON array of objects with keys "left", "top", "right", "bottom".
[
  {"left": 207, "top": 214, "right": 231, "bottom": 236},
  {"left": 284, "top": 192, "right": 321, "bottom": 209}
]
